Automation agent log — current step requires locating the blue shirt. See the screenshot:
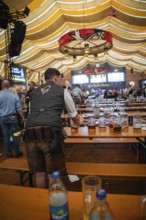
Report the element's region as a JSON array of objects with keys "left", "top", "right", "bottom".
[
  {"left": 72, "top": 87, "right": 82, "bottom": 100},
  {"left": 0, "top": 90, "right": 22, "bottom": 116}
]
